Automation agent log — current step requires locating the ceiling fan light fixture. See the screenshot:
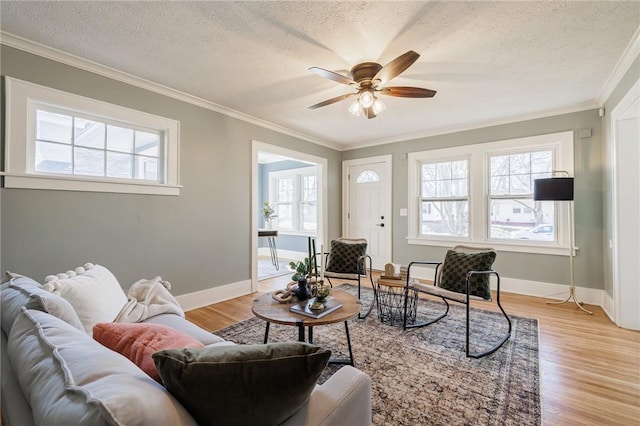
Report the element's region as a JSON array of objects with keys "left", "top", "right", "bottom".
[
  {"left": 372, "top": 98, "right": 387, "bottom": 114},
  {"left": 348, "top": 100, "right": 362, "bottom": 116},
  {"left": 359, "top": 90, "right": 375, "bottom": 108}
]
